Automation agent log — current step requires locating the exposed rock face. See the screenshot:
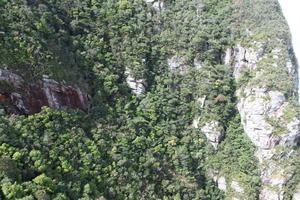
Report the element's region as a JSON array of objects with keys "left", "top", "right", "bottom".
[
  {"left": 168, "top": 55, "right": 202, "bottom": 73},
  {"left": 0, "top": 69, "right": 90, "bottom": 115},
  {"left": 0, "top": 69, "right": 24, "bottom": 87},
  {"left": 125, "top": 68, "right": 146, "bottom": 95},
  {"left": 294, "top": 193, "right": 300, "bottom": 200},
  {"left": 229, "top": 44, "right": 300, "bottom": 200},
  {"left": 192, "top": 117, "right": 200, "bottom": 129},
  {"left": 231, "top": 181, "right": 244, "bottom": 194},
  {"left": 210, "top": 173, "right": 227, "bottom": 192},
  {"left": 145, "top": 0, "right": 164, "bottom": 11},
  {"left": 193, "top": 59, "right": 203, "bottom": 69},
  {"left": 201, "top": 121, "right": 224, "bottom": 150},
  {"left": 223, "top": 43, "right": 264, "bottom": 80},
  {"left": 210, "top": 170, "right": 246, "bottom": 200},
  {"left": 293, "top": 185, "right": 300, "bottom": 200},
  {"left": 217, "top": 176, "right": 227, "bottom": 191},
  {"left": 197, "top": 95, "right": 206, "bottom": 108},
  {"left": 237, "top": 88, "right": 287, "bottom": 155},
  {"left": 167, "top": 55, "right": 188, "bottom": 73}
]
